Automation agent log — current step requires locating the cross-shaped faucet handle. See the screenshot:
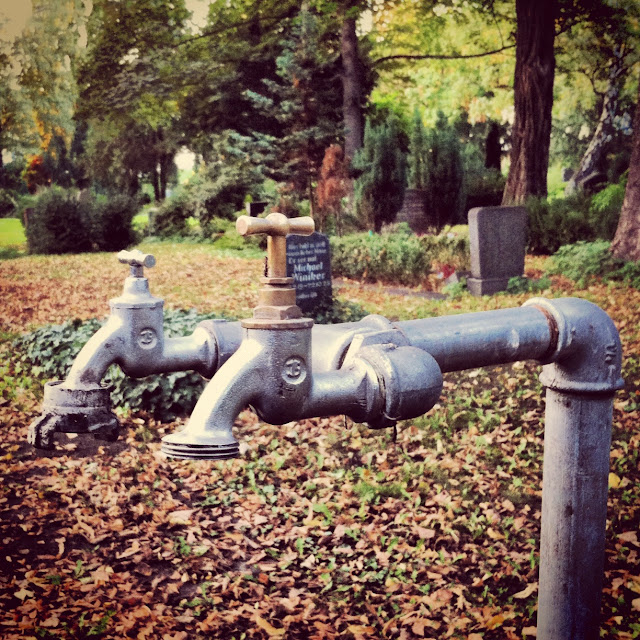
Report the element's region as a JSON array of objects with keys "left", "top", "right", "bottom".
[
  {"left": 117, "top": 249, "right": 156, "bottom": 277},
  {"left": 236, "top": 212, "right": 314, "bottom": 278}
]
